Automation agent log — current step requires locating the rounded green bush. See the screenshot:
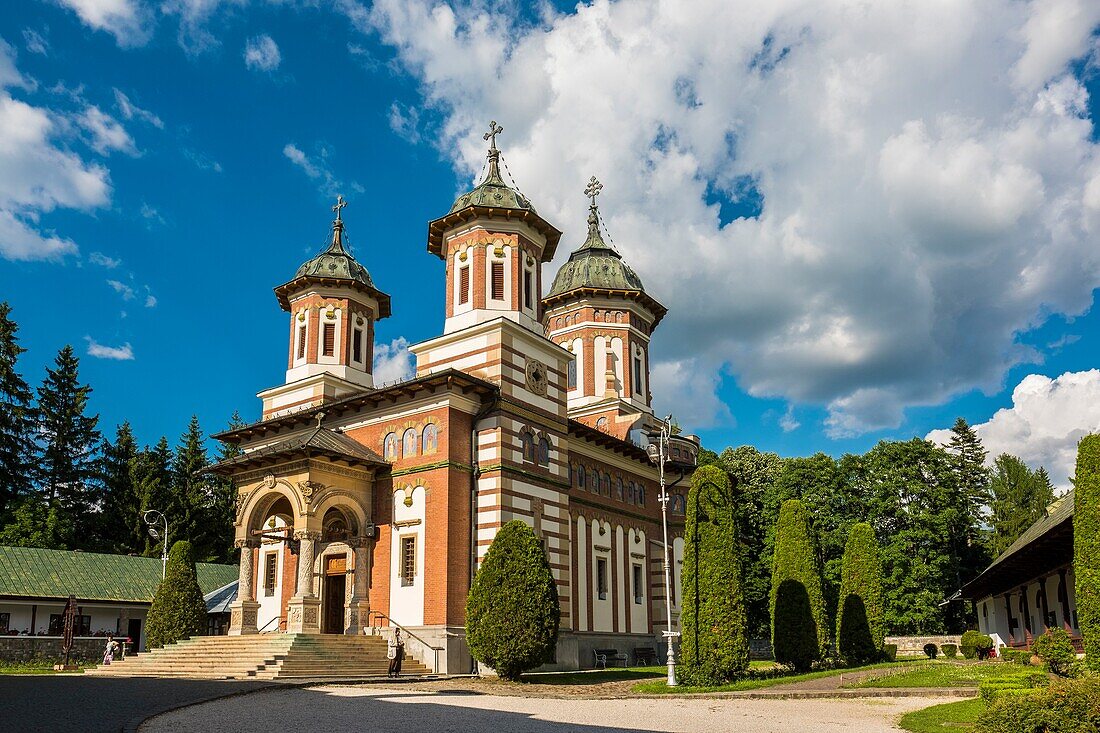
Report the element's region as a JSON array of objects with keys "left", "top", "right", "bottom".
[
  {"left": 145, "top": 541, "right": 207, "bottom": 649},
  {"left": 770, "top": 499, "right": 827, "bottom": 671},
  {"left": 679, "top": 465, "right": 749, "bottom": 686},
  {"left": 942, "top": 643, "right": 958, "bottom": 658},
  {"left": 1031, "top": 628, "right": 1076, "bottom": 676},
  {"left": 1074, "top": 434, "right": 1100, "bottom": 671},
  {"left": 882, "top": 643, "right": 898, "bottom": 662},
  {"left": 976, "top": 677, "right": 1100, "bottom": 732},
  {"left": 961, "top": 630, "right": 993, "bottom": 660},
  {"left": 465, "top": 520, "right": 560, "bottom": 681},
  {"left": 835, "top": 523, "right": 885, "bottom": 666}
]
